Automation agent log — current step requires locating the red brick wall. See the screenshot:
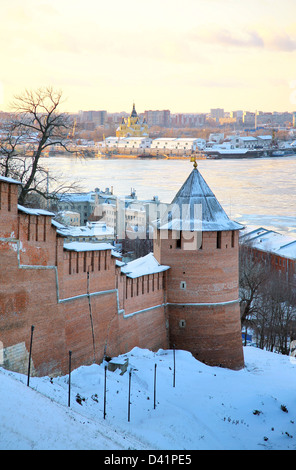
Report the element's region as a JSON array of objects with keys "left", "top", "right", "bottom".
[
  {"left": 0, "top": 181, "right": 168, "bottom": 376},
  {"left": 154, "top": 228, "right": 244, "bottom": 369},
  {"left": 0, "top": 238, "right": 168, "bottom": 376},
  {"left": 168, "top": 302, "right": 244, "bottom": 370}
]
